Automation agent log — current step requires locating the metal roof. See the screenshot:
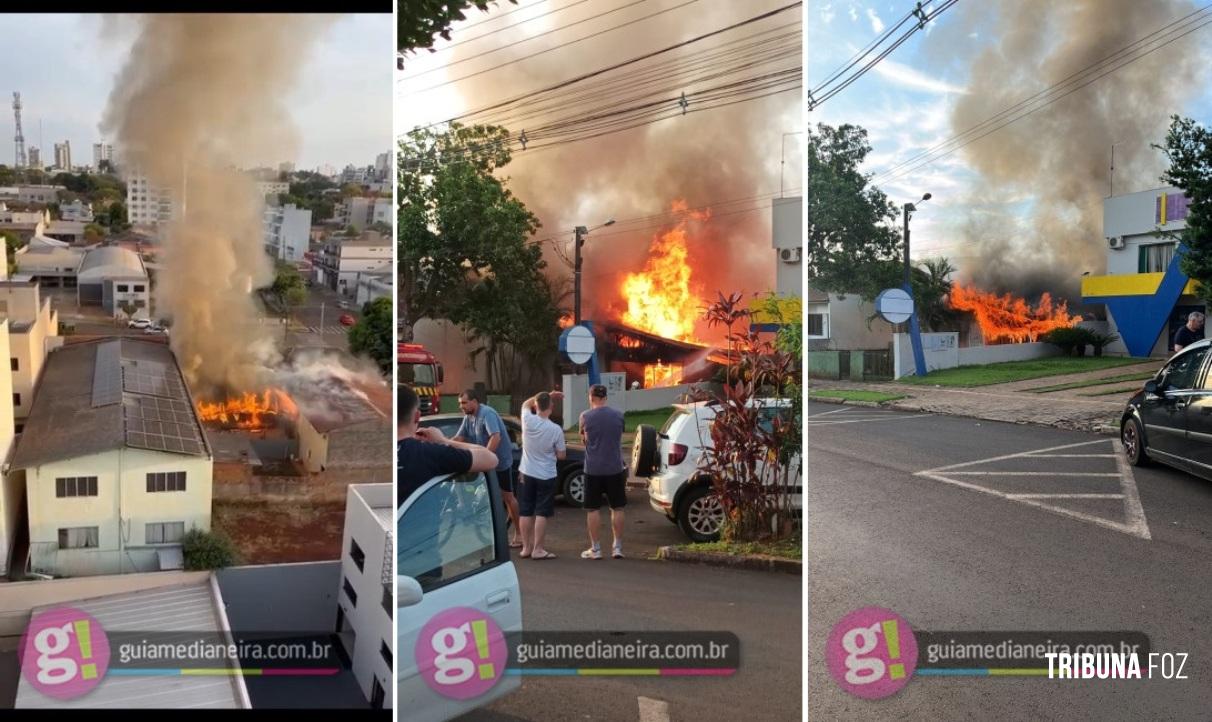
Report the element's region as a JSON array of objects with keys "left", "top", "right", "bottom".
[
  {"left": 77, "top": 246, "right": 147, "bottom": 280},
  {"left": 15, "top": 582, "right": 246, "bottom": 709}
]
